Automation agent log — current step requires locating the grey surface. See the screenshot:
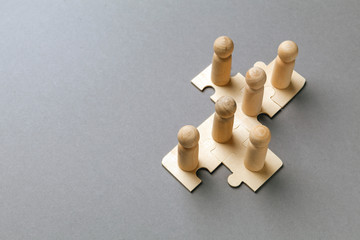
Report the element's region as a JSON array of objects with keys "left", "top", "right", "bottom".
[{"left": 0, "top": 0, "right": 359, "bottom": 239}]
